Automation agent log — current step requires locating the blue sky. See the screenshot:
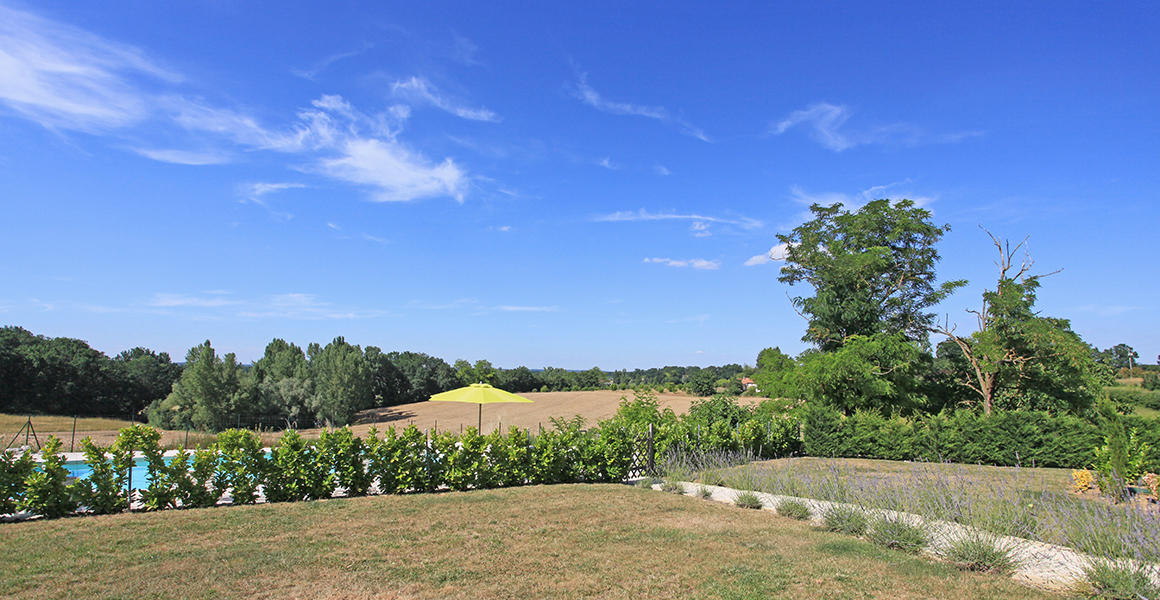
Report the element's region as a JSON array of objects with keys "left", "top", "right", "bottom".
[{"left": 1, "top": 1, "right": 1156, "bottom": 369}]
